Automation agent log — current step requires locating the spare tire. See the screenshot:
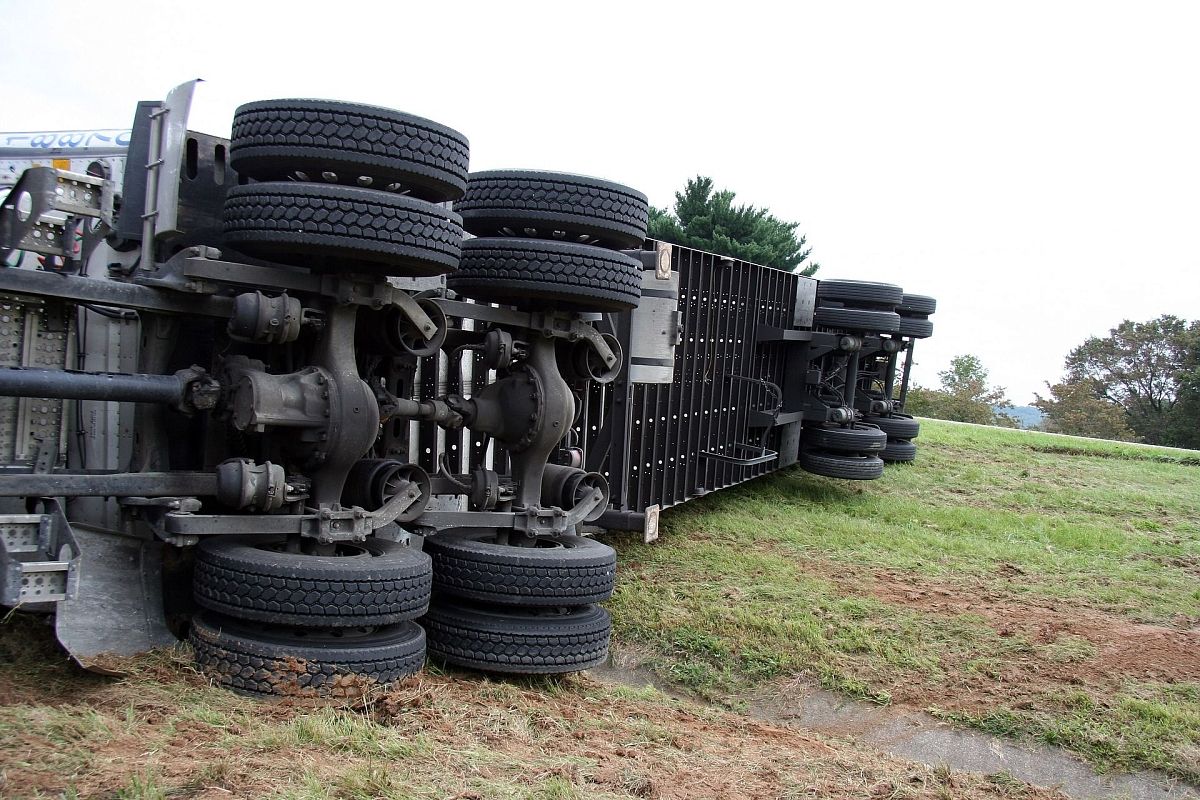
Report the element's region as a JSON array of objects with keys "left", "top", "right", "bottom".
[
  {"left": 457, "top": 170, "right": 649, "bottom": 250},
  {"left": 448, "top": 237, "right": 641, "bottom": 312},
  {"left": 229, "top": 99, "right": 470, "bottom": 202},
  {"left": 223, "top": 182, "right": 462, "bottom": 276},
  {"left": 194, "top": 536, "right": 432, "bottom": 626},
  {"left": 190, "top": 612, "right": 425, "bottom": 697},
  {"left": 424, "top": 529, "right": 616, "bottom": 606},
  {"left": 423, "top": 601, "right": 611, "bottom": 675}
]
